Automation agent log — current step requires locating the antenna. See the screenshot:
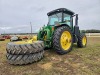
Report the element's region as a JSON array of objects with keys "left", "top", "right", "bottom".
[{"left": 30, "top": 22, "right": 32, "bottom": 37}]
